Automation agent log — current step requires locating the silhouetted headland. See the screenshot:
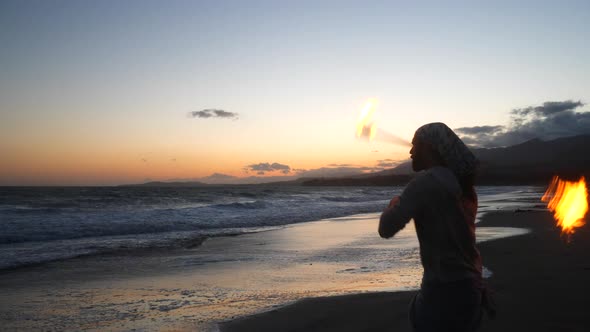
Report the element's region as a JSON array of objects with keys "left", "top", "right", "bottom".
[{"left": 303, "top": 135, "right": 590, "bottom": 186}]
